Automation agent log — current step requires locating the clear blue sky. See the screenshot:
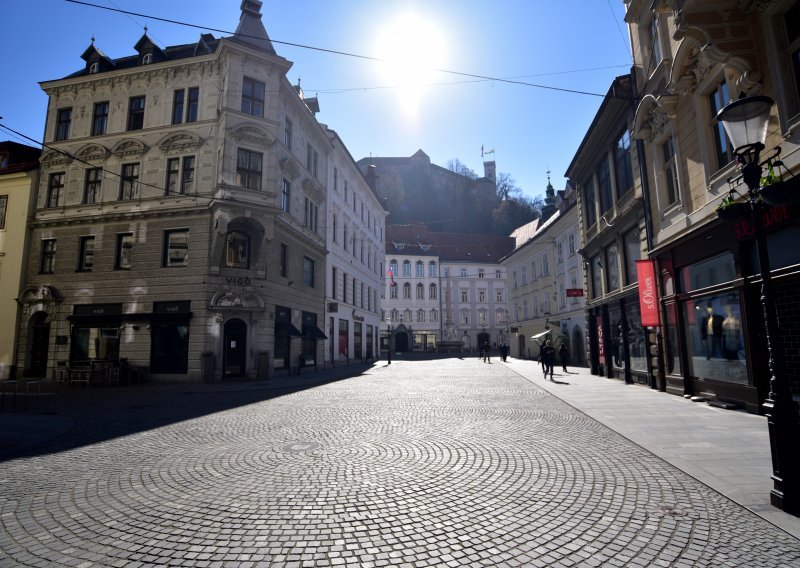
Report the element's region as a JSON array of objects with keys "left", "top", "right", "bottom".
[{"left": 0, "top": 0, "right": 632, "bottom": 202}]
